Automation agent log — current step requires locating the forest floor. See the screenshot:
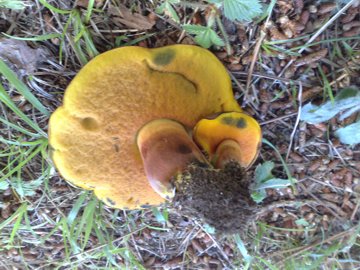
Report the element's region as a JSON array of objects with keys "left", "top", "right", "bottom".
[{"left": 0, "top": 0, "right": 360, "bottom": 269}]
